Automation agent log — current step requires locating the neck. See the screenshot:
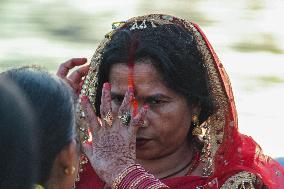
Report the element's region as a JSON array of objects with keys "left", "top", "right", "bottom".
[{"left": 136, "top": 140, "right": 195, "bottom": 179}]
